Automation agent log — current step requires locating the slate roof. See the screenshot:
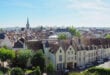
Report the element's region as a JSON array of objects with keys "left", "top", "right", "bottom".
[
  {"left": 19, "top": 38, "right": 25, "bottom": 43},
  {"left": 47, "top": 39, "right": 103, "bottom": 53},
  {"left": 48, "top": 39, "right": 77, "bottom": 53},
  {"left": 49, "top": 42, "right": 60, "bottom": 53},
  {"left": 0, "top": 33, "right": 5, "bottom": 39},
  {"left": 13, "top": 41, "right": 24, "bottom": 48}
]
